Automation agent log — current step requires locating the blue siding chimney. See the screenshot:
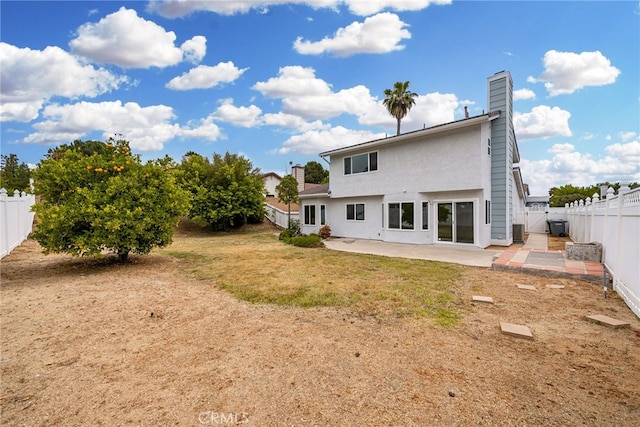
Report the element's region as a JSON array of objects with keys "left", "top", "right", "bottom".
[{"left": 488, "top": 71, "right": 514, "bottom": 244}]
